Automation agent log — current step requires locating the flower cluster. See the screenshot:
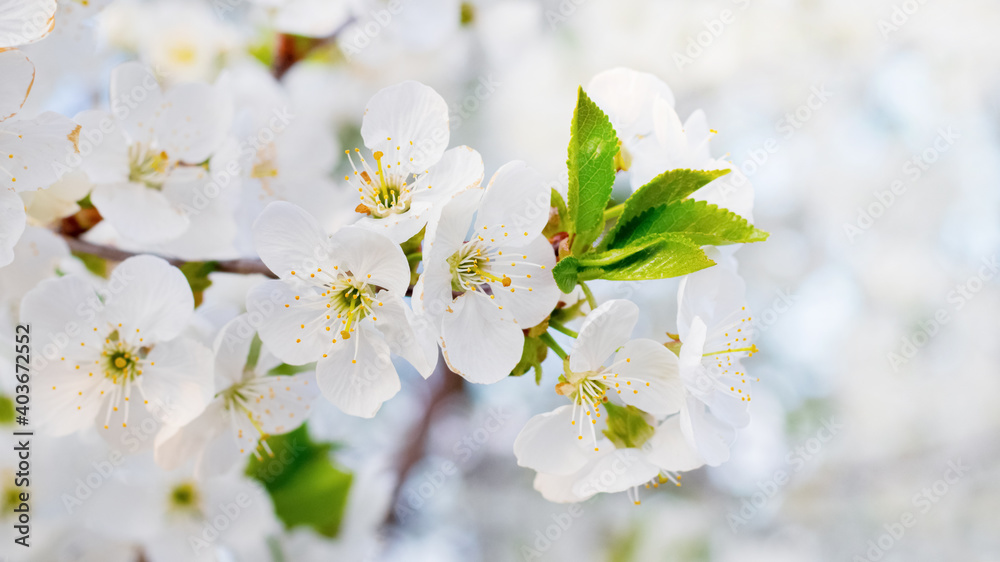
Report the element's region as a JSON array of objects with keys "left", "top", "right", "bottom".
[{"left": 2, "top": 1, "right": 769, "bottom": 556}]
